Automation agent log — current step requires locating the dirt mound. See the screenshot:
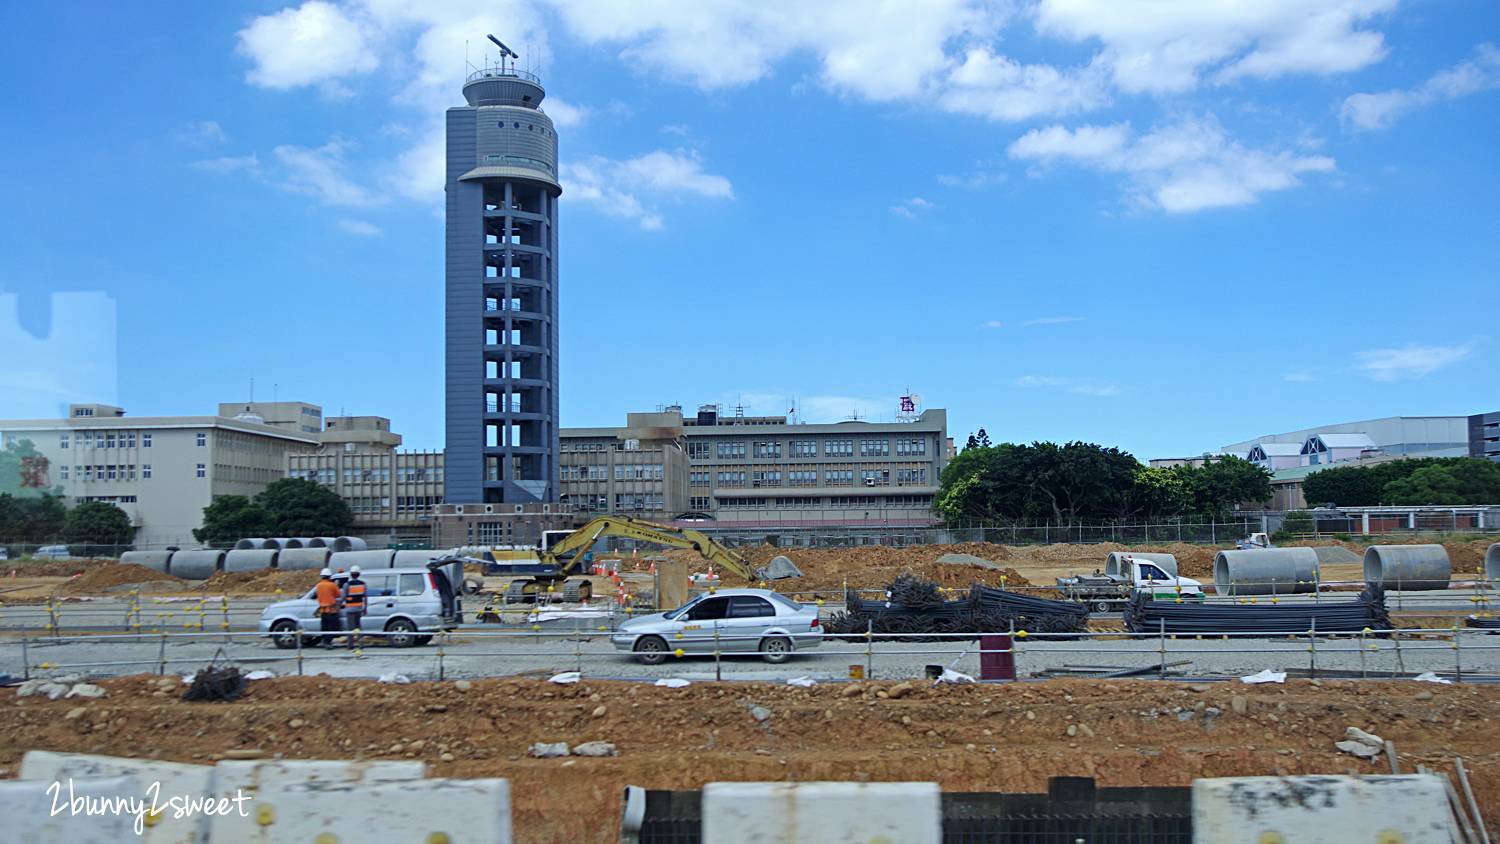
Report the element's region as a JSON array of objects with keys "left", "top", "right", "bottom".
[
  {"left": 6, "top": 558, "right": 115, "bottom": 578},
  {"left": 62, "top": 563, "right": 183, "bottom": 593},
  {"left": 203, "top": 568, "right": 321, "bottom": 595},
  {"left": 2, "top": 674, "right": 1497, "bottom": 844}
]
